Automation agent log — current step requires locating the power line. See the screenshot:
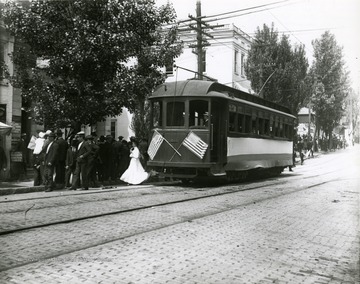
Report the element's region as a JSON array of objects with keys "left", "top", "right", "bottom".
[
  {"left": 202, "top": 4, "right": 292, "bottom": 22},
  {"left": 175, "top": 0, "right": 290, "bottom": 25},
  {"left": 162, "top": 1, "right": 295, "bottom": 53},
  {"left": 203, "top": 0, "right": 290, "bottom": 20},
  {"left": 267, "top": 10, "right": 308, "bottom": 51},
  {"left": 187, "top": 2, "right": 295, "bottom": 24},
  {"left": 172, "top": 2, "right": 296, "bottom": 45},
  {"left": 246, "top": 27, "right": 342, "bottom": 35}
]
